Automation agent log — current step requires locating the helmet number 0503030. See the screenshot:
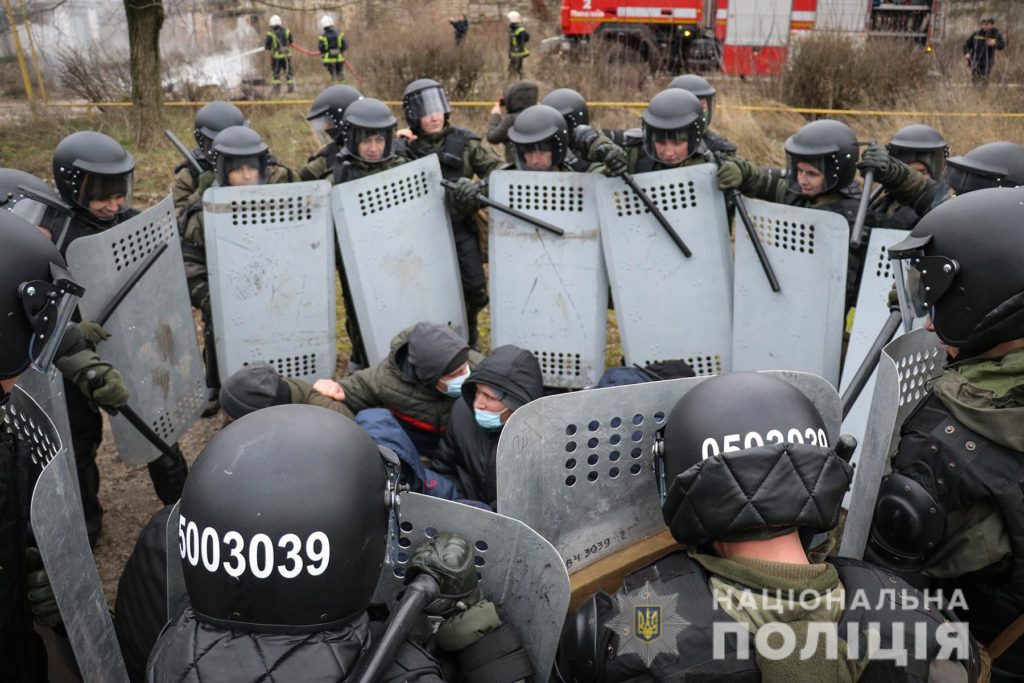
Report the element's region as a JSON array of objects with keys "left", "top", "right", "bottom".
[
  {"left": 701, "top": 428, "right": 829, "bottom": 460},
  {"left": 178, "top": 514, "right": 331, "bottom": 579}
]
